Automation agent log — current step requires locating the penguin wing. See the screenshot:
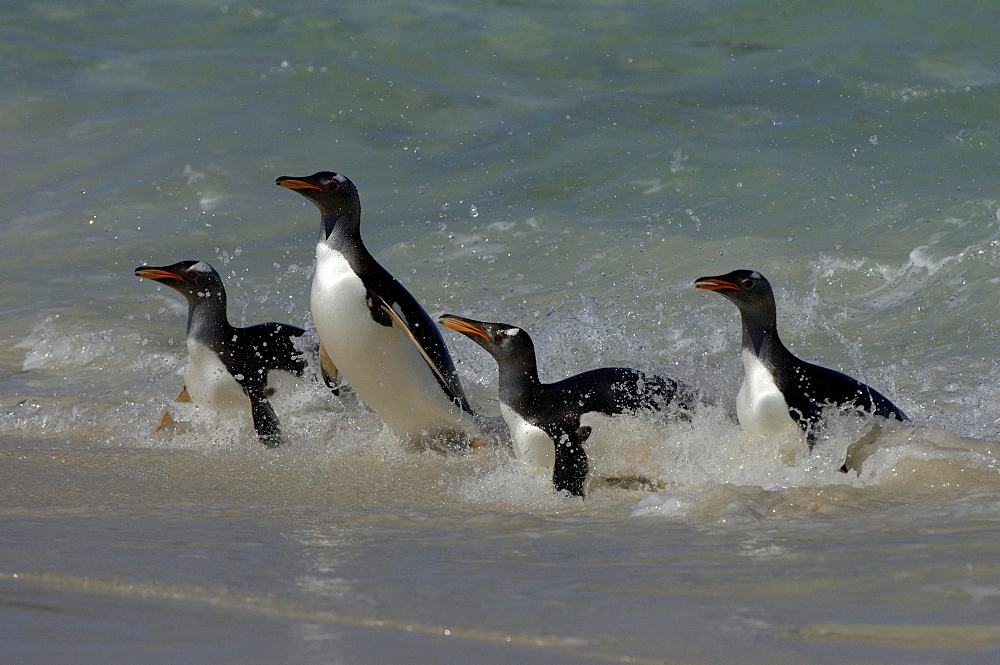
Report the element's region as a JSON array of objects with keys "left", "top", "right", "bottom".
[
  {"left": 367, "top": 289, "right": 473, "bottom": 413},
  {"left": 248, "top": 393, "right": 283, "bottom": 448},
  {"left": 539, "top": 420, "right": 590, "bottom": 497},
  {"left": 224, "top": 353, "right": 285, "bottom": 448}
]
